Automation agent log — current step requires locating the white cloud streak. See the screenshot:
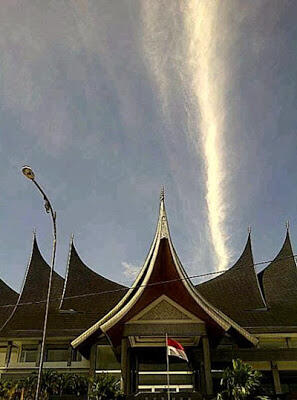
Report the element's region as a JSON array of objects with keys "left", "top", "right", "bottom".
[
  {"left": 140, "top": 0, "right": 230, "bottom": 270},
  {"left": 184, "top": 1, "right": 230, "bottom": 270}
]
